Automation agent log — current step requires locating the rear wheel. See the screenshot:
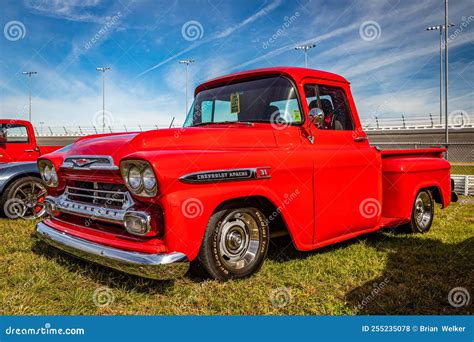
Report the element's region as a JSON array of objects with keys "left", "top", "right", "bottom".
[
  {"left": 0, "top": 177, "right": 47, "bottom": 219},
  {"left": 402, "top": 190, "right": 434, "bottom": 233},
  {"left": 197, "top": 206, "right": 269, "bottom": 281}
]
